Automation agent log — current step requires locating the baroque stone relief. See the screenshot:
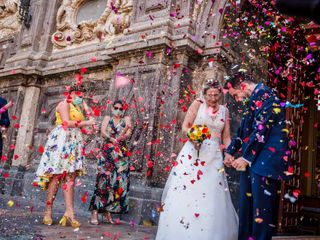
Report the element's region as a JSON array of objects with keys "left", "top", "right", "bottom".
[
  {"left": 52, "top": 0, "right": 133, "bottom": 49},
  {"left": 0, "top": 0, "right": 21, "bottom": 39},
  {"left": 192, "top": 0, "right": 205, "bottom": 21}
]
